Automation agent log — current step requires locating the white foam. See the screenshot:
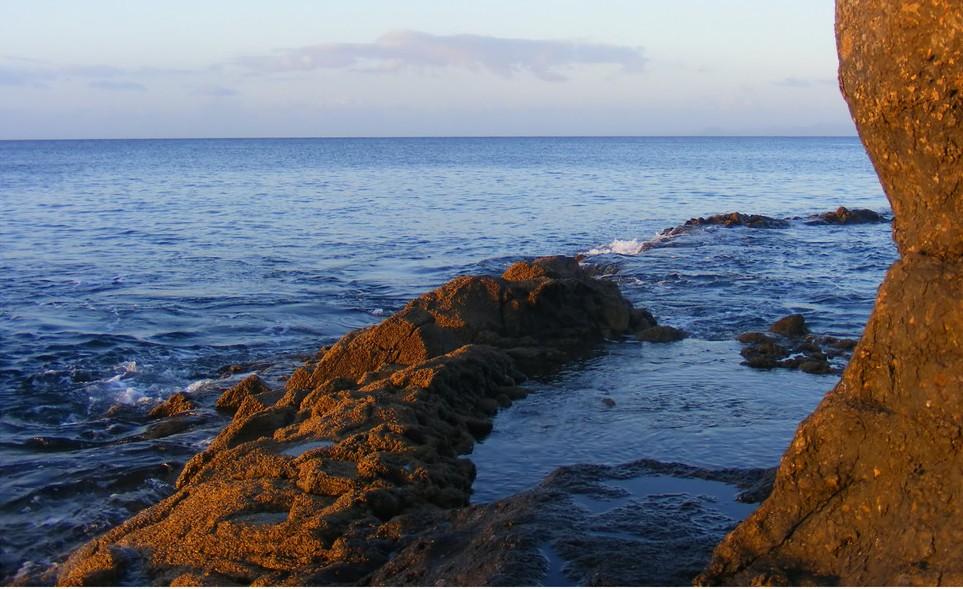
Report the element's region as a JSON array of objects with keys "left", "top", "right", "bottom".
[
  {"left": 584, "top": 231, "right": 676, "bottom": 256},
  {"left": 585, "top": 238, "right": 649, "bottom": 256},
  {"left": 110, "top": 361, "right": 139, "bottom": 379},
  {"left": 186, "top": 378, "right": 216, "bottom": 393}
]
